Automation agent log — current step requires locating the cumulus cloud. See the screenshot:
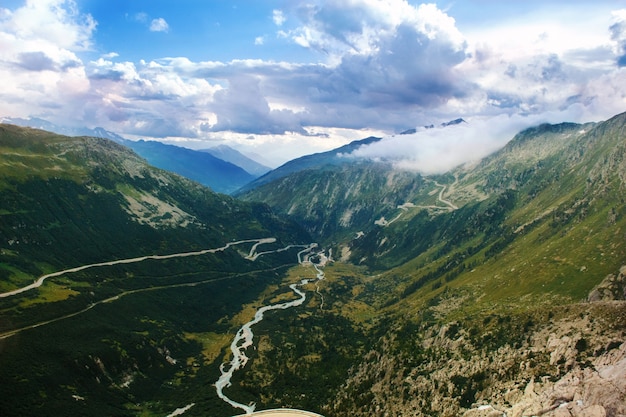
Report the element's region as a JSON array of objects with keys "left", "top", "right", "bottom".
[
  {"left": 0, "top": 0, "right": 94, "bottom": 122},
  {"left": 205, "top": 0, "right": 472, "bottom": 133},
  {"left": 1, "top": 0, "right": 626, "bottom": 166},
  {"left": 273, "top": 9, "right": 286, "bottom": 26},
  {"left": 16, "top": 51, "right": 57, "bottom": 71},
  {"left": 2, "top": 0, "right": 96, "bottom": 50},
  {"left": 150, "top": 17, "right": 169, "bottom": 33},
  {"left": 209, "top": 74, "right": 306, "bottom": 134}
]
